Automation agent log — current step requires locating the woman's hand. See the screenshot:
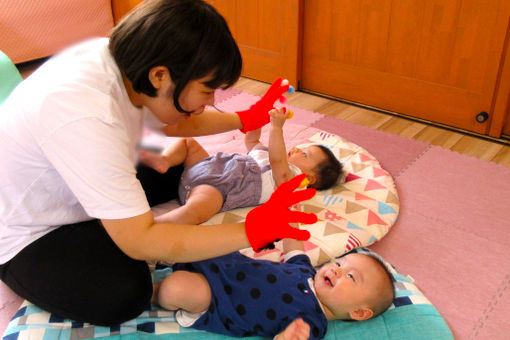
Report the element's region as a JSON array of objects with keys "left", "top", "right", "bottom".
[
  {"left": 236, "top": 78, "right": 289, "bottom": 133},
  {"left": 245, "top": 174, "right": 318, "bottom": 252}
]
